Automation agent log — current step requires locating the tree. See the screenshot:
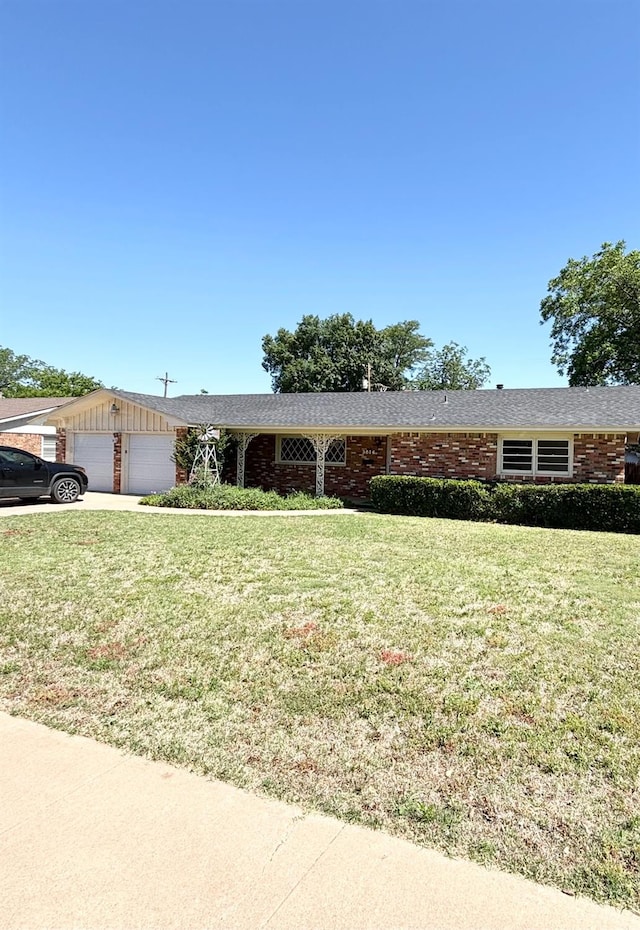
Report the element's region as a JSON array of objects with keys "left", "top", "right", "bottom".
[
  {"left": 0, "top": 347, "right": 37, "bottom": 394},
  {"left": 412, "top": 342, "right": 491, "bottom": 391},
  {"left": 261, "top": 314, "right": 432, "bottom": 392},
  {"left": 0, "top": 346, "right": 103, "bottom": 397},
  {"left": 378, "top": 321, "right": 433, "bottom": 382},
  {"left": 540, "top": 241, "right": 640, "bottom": 386}
]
